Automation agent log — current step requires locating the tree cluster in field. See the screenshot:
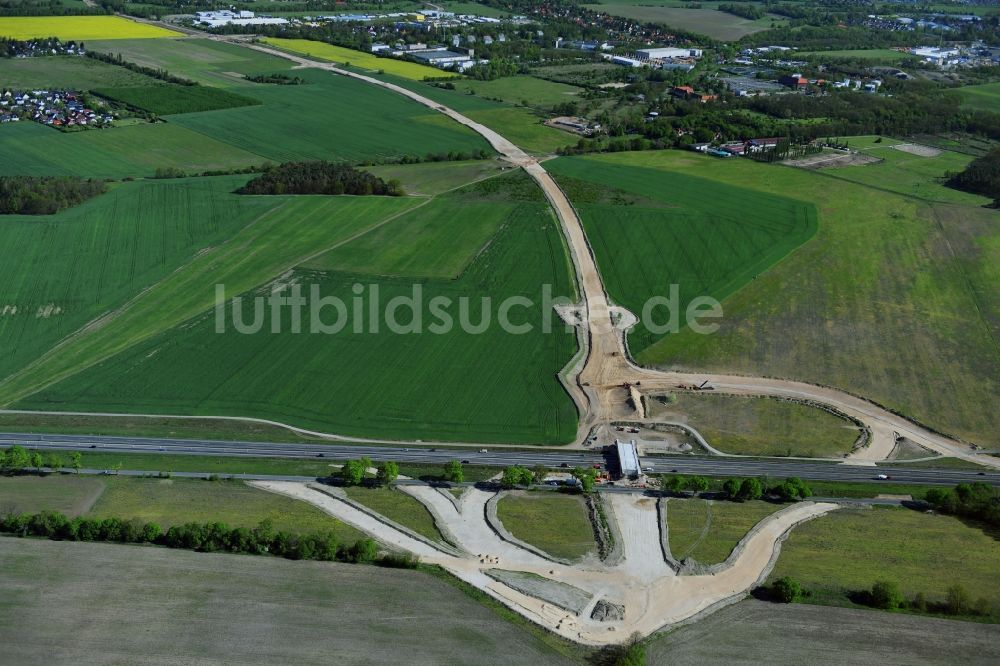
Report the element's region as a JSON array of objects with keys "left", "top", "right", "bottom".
[
  {"left": 948, "top": 148, "right": 1000, "bottom": 207},
  {"left": 765, "top": 575, "right": 995, "bottom": 618},
  {"left": 924, "top": 482, "right": 1000, "bottom": 527},
  {"left": 359, "top": 148, "right": 493, "bottom": 167},
  {"left": 466, "top": 58, "right": 526, "bottom": 81},
  {"left": 443, "top": 460, "right": 464, "bottom": 483},
  {"left": 337, "top": 457, "right": 399, "bottom": 487},
  {"left": 0, "top": 509, "right": 410, "bottom": 565},
  {"left": 0, "top": 176, "right": 106, "bottom": 215},
  {"left": 1, "top": 445, "right": 81, "bottom": 474},
  {"left": 244, "top": 73, "right": 305, "bottom": 85},
  {"left": 718, "top": 3, "right": 766, "bottom": 20},
  {"left": 236, "top": 162, "right": 403, "bottom": 196},
  {"left": 500, "top": 465, "right": 536, "bottom": 489},
  {"left": 85, "top": 50, "right": 195, "bottom": 86},
  {"left": 0, "top": 37, "right": 83, "bottom": 57}
]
